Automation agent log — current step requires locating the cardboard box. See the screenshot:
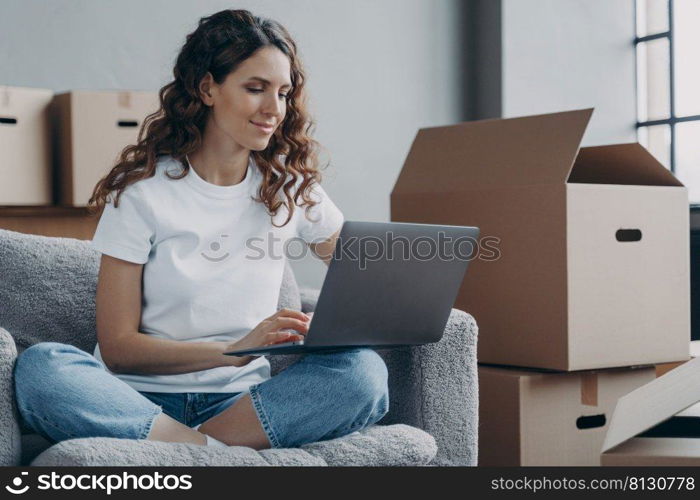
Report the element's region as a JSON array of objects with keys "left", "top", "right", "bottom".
[
  {"left": 0, "top": 86, "right": 53, "bottom": 205},
  {"left": 601, "top": 357, "right": 700, "bottom": 465},
  {"left": 52, "top": 90, "right": 159, "bottom": 206},
  {"left": 391, "top": 108, "right": 690, "bottom": 371},
  {"left": 479, "top": 363, "right": 656, "bottom": 466},
  {"left": 656, "top": 341, "right": 700, "bottom": 377}
]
